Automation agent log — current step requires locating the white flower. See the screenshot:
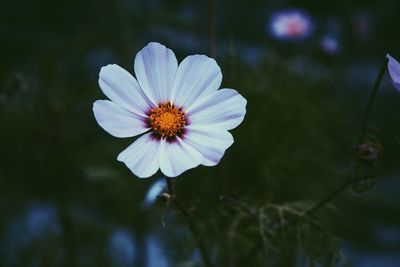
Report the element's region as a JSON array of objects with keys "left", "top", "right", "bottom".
[
  {"left": 320, "top": 35, "right": 340, "bottom": 55},
  {"left": 143, "top": 178, "right": 166, "bottom": 207},
  {"left": 93, "top": 42, "right": 247, "bottom": 178},
  {"left": 269, "top": 10, "right": 312, "bottom": 40},
  {"left": 387, "top": 54, "right": 400, "bottom": 92}
]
